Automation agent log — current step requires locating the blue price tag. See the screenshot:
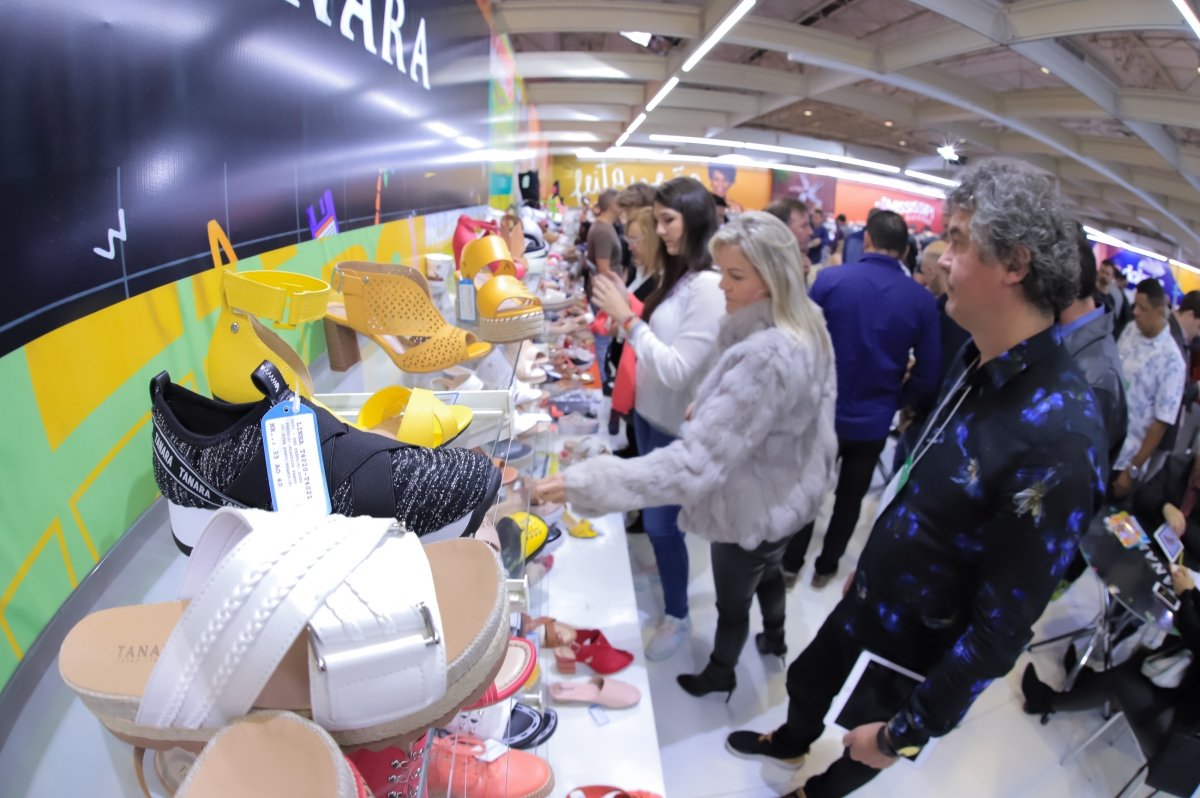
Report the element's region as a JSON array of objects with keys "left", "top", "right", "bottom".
[
  {"left": 457, "top": 277, "right": 478, "bottom": 323},
  {"left": 260, "top": 398, "right": 330, "bottom": 514}
]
